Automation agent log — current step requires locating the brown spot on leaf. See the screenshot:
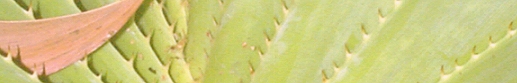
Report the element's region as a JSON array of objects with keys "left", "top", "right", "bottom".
[{"left": 149, "top": 67, "right": 156, "bottom": 74}]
